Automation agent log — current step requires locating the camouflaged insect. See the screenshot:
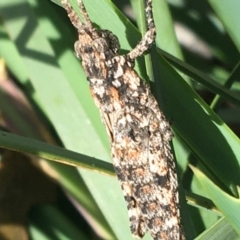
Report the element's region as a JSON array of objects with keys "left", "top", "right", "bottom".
[{"left": 61, "top": 0, "right": 185, "bottom": 239}]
